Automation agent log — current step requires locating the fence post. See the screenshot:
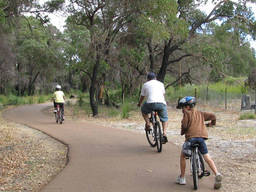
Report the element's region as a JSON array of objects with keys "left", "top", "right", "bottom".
[
  {"left": 255, "top": 90, "right": 256, "bottom": 114},
  {"left": 206, "top": 86, "right": 209, "bottom": 102},
  {"left": 225, "top": 87, "right": 227, "bottom": 110}
]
